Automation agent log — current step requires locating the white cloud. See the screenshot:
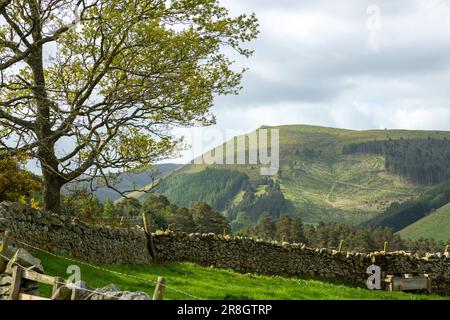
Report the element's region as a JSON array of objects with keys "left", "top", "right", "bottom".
[{"left": 168, "top": 0, "right": 450, "bottom": 162}]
